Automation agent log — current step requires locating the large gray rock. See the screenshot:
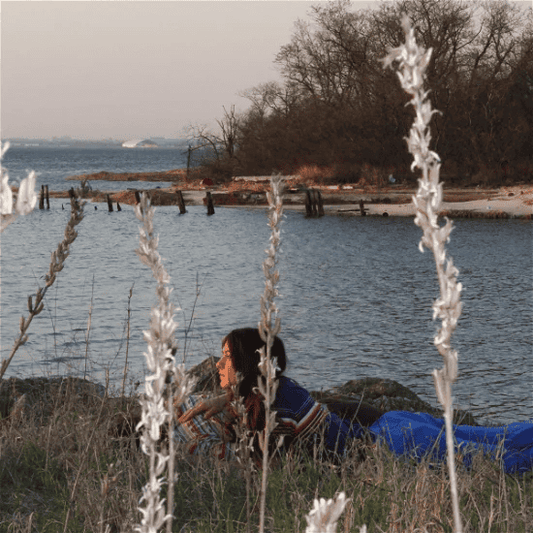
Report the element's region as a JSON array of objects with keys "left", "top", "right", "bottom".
[
  {"left": 311, "top": 377, "right": 478, "bottom": 426},
  {"left": 0, "top": 376, "right": 106, "bottom": 421}
]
